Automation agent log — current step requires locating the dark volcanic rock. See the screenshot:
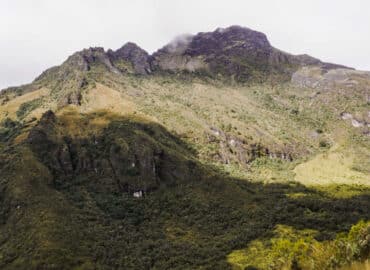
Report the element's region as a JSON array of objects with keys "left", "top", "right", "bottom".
[
  {"left": 151, "top": 25, "right": 351, "bottom": 82},
  {"left": 151, "top": 26, "right": 277, "bottom": 80},
  {"left": 185, "top": 25, "right": 271, "bottom": 57}
]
